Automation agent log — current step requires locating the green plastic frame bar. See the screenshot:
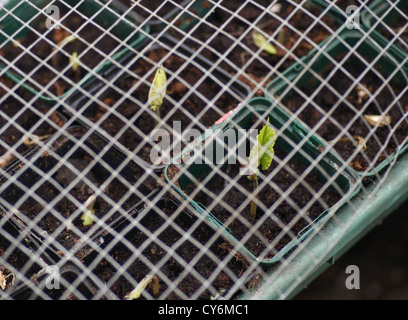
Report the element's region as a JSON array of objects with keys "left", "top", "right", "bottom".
[{"left": 239, "top": 142, "right": 408, "bottom": 300}]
